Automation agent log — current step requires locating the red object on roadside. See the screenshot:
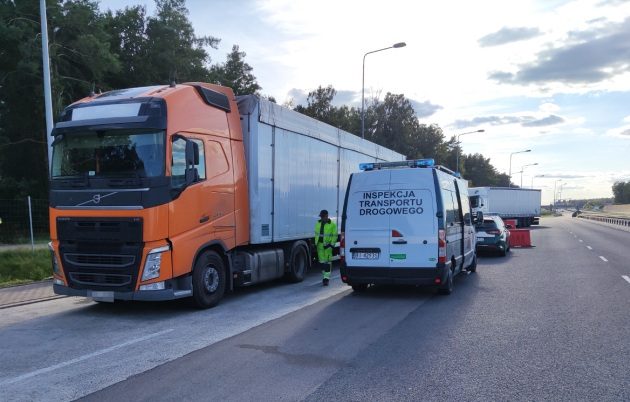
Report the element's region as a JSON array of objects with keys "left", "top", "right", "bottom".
[
  {"left": 504, "top": 219, "right": 518, "bottom": 228},
  {"left": 509, "top": 229, "right": 532, "bottom": 247}
]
